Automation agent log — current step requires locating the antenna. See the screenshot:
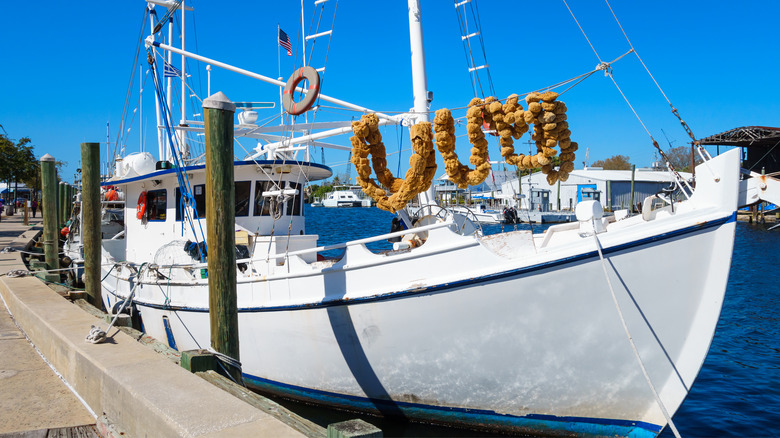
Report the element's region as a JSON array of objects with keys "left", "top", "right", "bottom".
[
  {"left": 661, "top": 129, "right": 676, "bottom": 148},
  {"left": 582, "top": 147, "right": 589, "bottom": 169}
]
